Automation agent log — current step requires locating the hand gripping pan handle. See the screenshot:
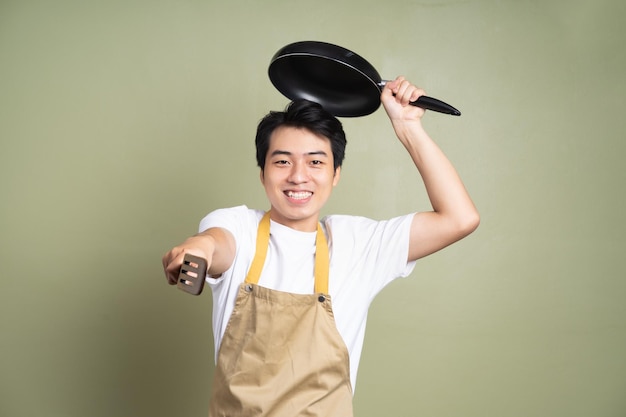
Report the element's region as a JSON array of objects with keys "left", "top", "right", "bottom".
[{"left": 378, "top": 80, "right": 461, "bottom": 116}]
